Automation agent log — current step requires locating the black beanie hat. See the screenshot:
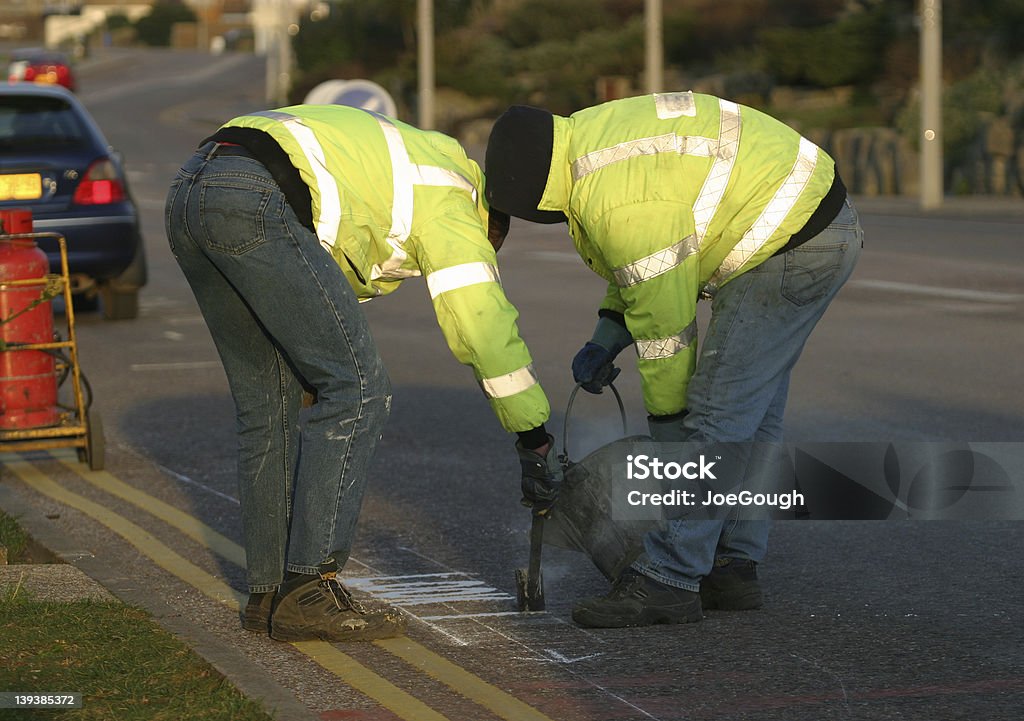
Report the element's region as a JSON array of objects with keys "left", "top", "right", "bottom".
[{"left": 485, "top": 105, "right": 567, "bottom": 224}]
